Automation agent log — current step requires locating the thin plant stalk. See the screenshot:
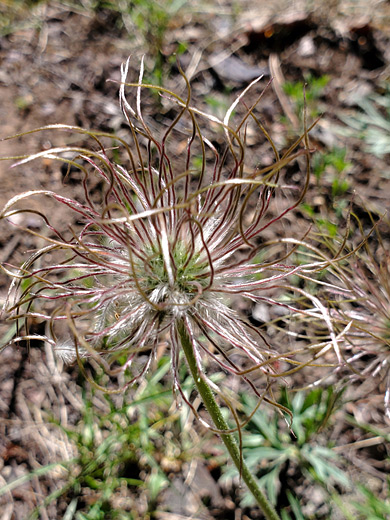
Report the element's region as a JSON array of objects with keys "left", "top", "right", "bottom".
[{"left": 177, "top": 320, "right": 281, "bottom": 520}]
